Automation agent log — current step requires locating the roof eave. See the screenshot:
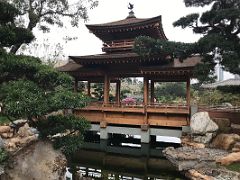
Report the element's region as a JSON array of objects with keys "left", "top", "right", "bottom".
[{"left": 86, "top": 15, "right": 162, "bottom": 31}]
